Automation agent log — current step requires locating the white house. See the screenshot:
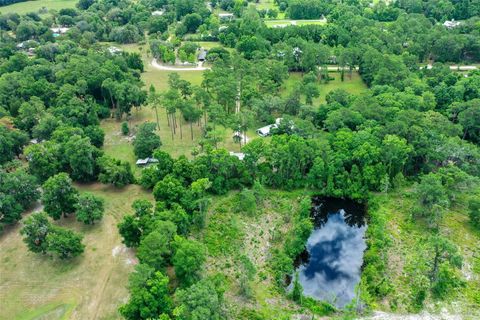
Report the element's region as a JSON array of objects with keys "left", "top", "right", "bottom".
[
  {"left": 108, "top": 46, "right": 122, "bottom": 55},
  {"left": 50, "top": 27, "right": 70, "bottom": 36},
  {"left": 229, "top": 152, "right": 245, "bottom": 161},
  {"left": 256, "top": 118, "right": 283, "bottom": 137},
  {"left": 136, "top": 158, "right": 159, "bottom": 166},
  {"left": 152, "top": 10, "right": 164, "bottom": 16},
  {"left": 443, "top": 20, "right": 461, "bottom": 29}
]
